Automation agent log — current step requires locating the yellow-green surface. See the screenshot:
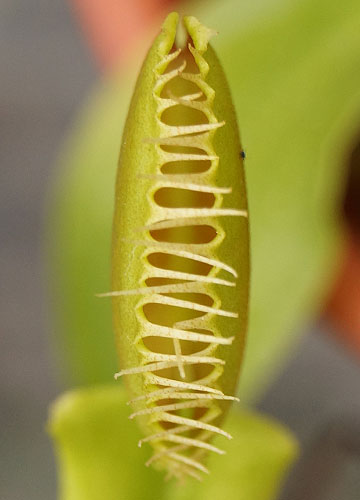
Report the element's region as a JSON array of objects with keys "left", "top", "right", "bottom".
[{"left": 111, "top": 13, "right": 249, "bottom": 431}]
